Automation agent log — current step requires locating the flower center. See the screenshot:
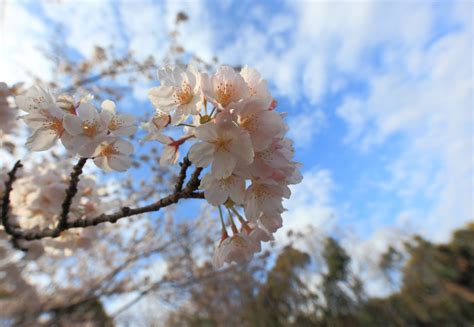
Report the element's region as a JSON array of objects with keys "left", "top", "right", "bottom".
[
  {"left": 239, "top": 113, "right": 257, "bottom": 132},
  {"left": 174, "top": 82, "right": 193, "bottom": 105},
  {"left": 82, "top": 120, "right": 99, "bottom": 137},
  {"left": 108, "top": 116, "right": 122, "bottom": 131},
  {"left": 212, "top": 138, "right": 231, "bottom": 152},
  {"left": 46, "top": 118, "right": 64, "bottom": 136},
  {"left": 216, "top": 82, "right": 234, "bottom": 106},
  {"left": 100, "top": 144, "right": 119, "bottom": 157}
]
